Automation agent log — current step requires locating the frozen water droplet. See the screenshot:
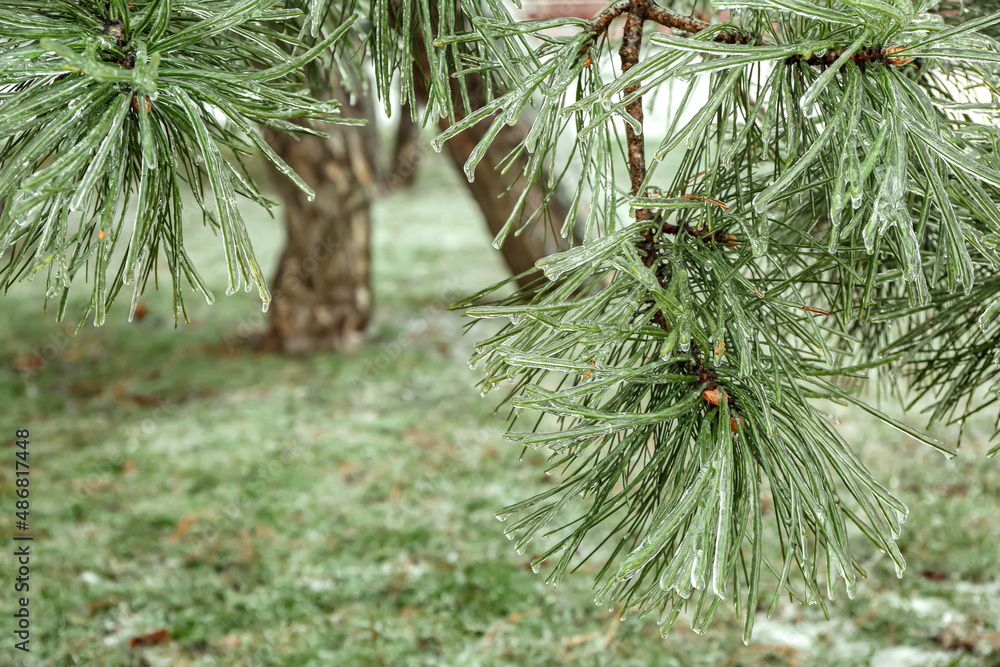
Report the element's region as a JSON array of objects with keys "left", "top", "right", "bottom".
[
  {"left": 801, "top": 99, "right": 821, "bottom": 119},
  {"left": 431, "top": 141, "right": 443, "bottom": 154},
  {"left": 530, "top": 562, "right": 541, "bottom": 573},
  {"left": 306, "top": 193, "right": 315, "bottom": 202}
]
